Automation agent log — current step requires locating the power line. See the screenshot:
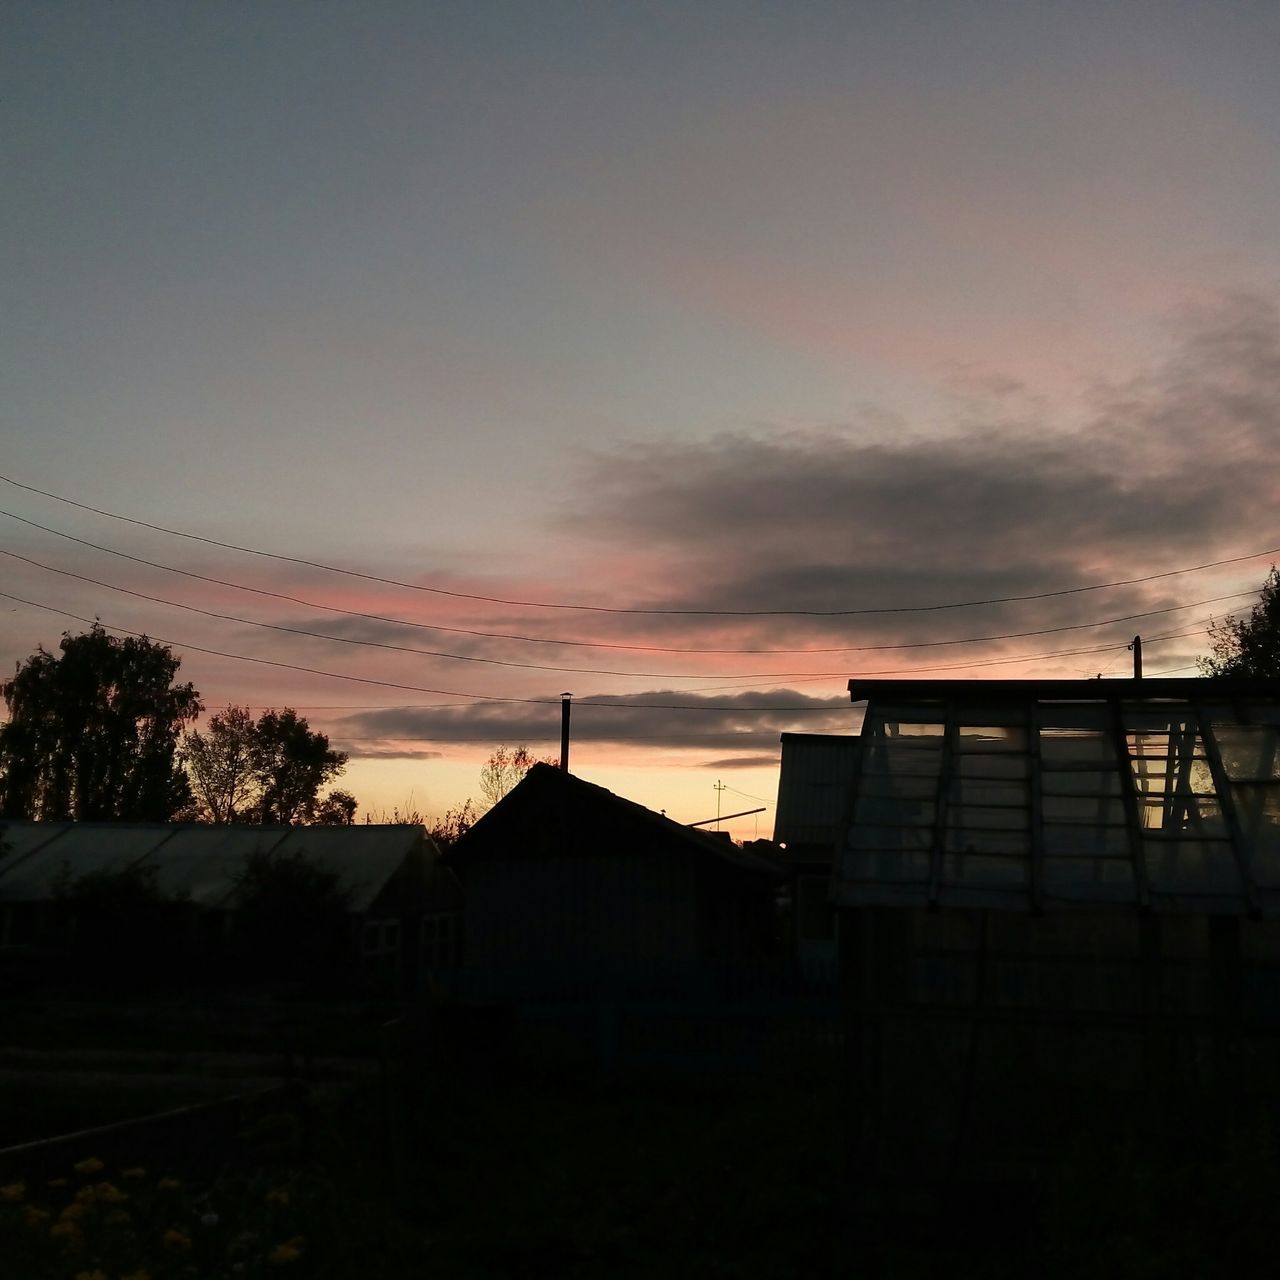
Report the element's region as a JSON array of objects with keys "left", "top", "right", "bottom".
[
  {"left": 1, "top": 509, "right": 1258, "bottom": 656},
  {"left": 0, "top": 548, "right": 854, "bottom": 681},
  {"left": 0, "top": 590, "right": 851, "bottom": 713},
  {"left": 0, "top": 577, "right": 1221, "bottom": 710},
  {"left": 0, "top": 545, "right": 1245, "bottom": 683},
  {"left": 4, "top": 471, "right": 1278, "bottom": 617}
]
